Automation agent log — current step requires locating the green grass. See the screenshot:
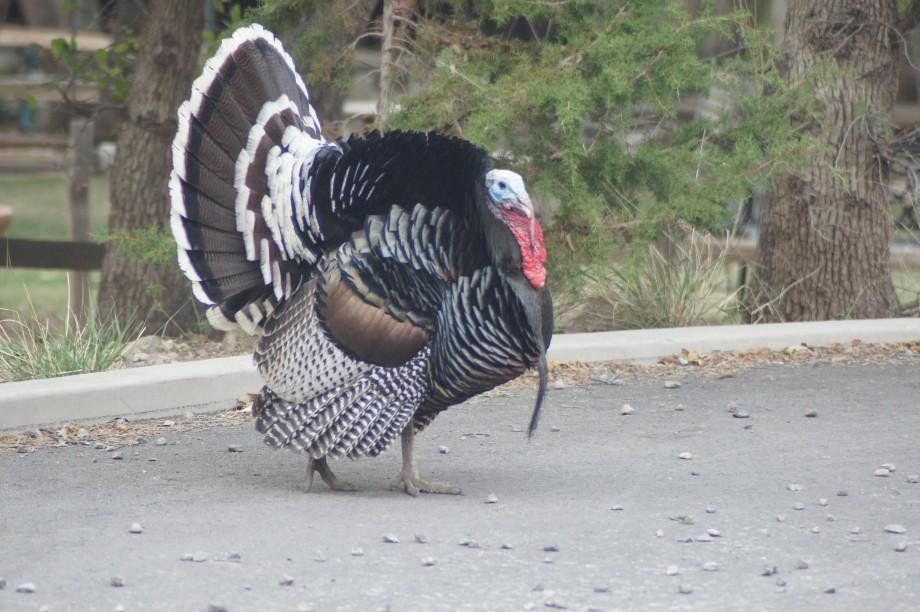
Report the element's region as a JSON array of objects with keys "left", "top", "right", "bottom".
[
  {"left": 0, "top": 306, "right": 143, "bottom": 382},
  {"left": 0, "top": 173, "right": 110, "bottom": 322},
  {"left": 0, "top": 173, "right": 111, "bottom": 240}
]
